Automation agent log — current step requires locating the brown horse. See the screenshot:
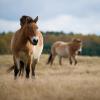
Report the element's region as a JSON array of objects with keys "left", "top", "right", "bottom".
[
  {"left": 8, "top": 15, "right": 36, "bottom": 77},
  {"left": 47, "top": 38, "right": 82, "bottom": 65},
  {"left": 9, "top": 16, "right": 43, "bottom": 79}
]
